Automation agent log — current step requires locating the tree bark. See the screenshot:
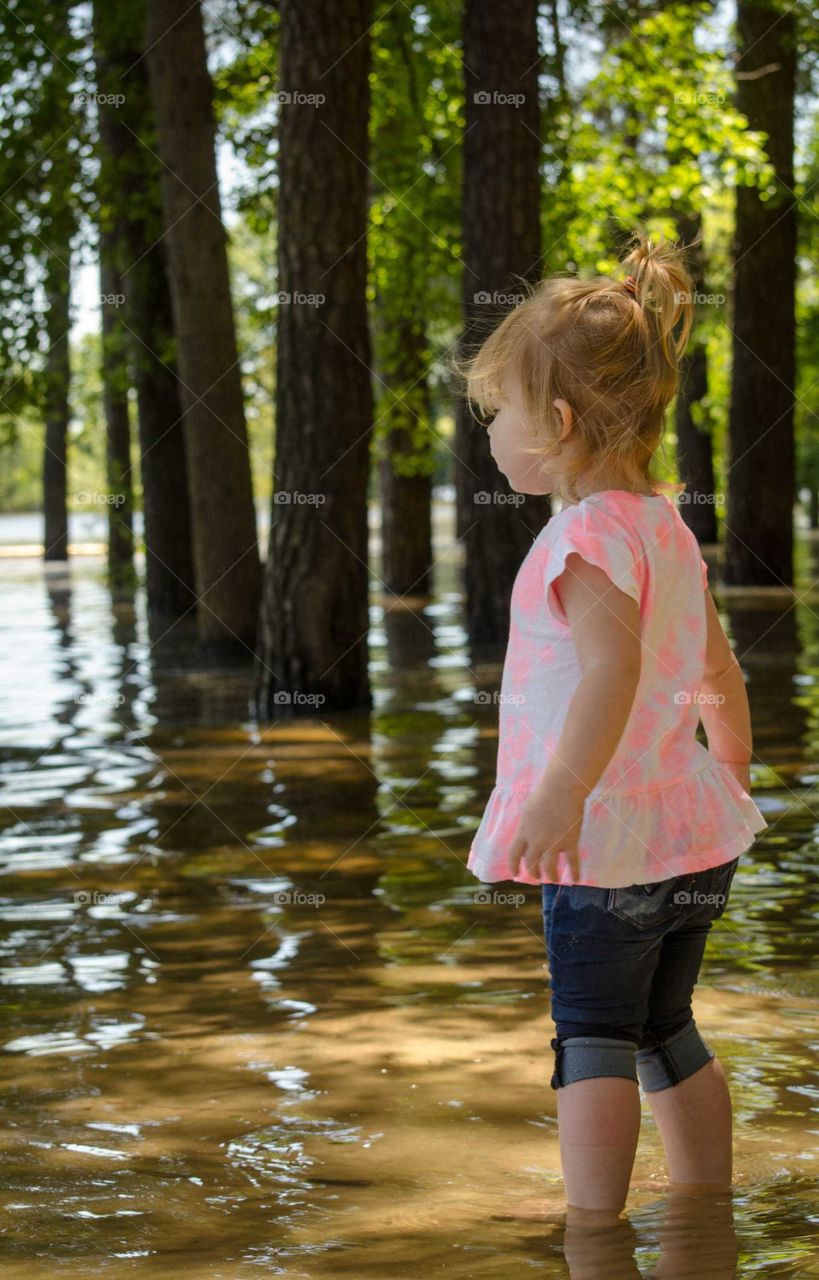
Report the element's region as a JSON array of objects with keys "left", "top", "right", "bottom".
[
  {"left": 674, "top": 212, "right": 718, "bottom": 547},
  {"left": 726, "top": 0, "right": 797, "bottom": 585},
  {"left": 255, "top": 0, "right": 374, "bottom": 717},
  {"left": 146, "top": 0, "right": 261, "bottom": 649},
  {"left": 43, "top": 255, "right": 70, "bottom": 562},
  {"left": 377, "top": 311, "right": 434, "bottom": 596},
  {"left": 94, "top": 0, "right": 195, "bottom": 615},
  {"left": 98, "top": 240, "right": 134, "bottom": 585},
  {"left": 455, "top": 0, "right": 548, "bottom": 647}
]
